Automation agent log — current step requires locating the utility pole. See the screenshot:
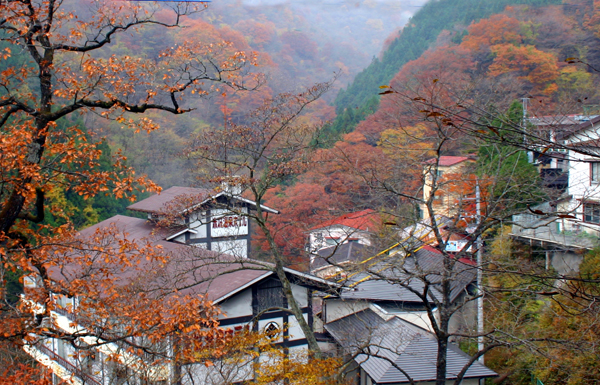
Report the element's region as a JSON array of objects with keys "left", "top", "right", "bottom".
[
  {"left": 522, "top": 97, "right": 533, "bottom": 164},
  {"left": 476, "top": 178, "right": 484, "bottom": 364}
]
